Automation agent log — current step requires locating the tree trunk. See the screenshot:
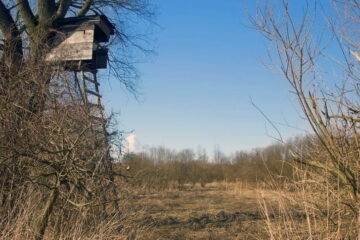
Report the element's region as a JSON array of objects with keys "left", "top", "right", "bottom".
[{"left": 33, "top": 187, "right": 59, "bottom": 240}]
